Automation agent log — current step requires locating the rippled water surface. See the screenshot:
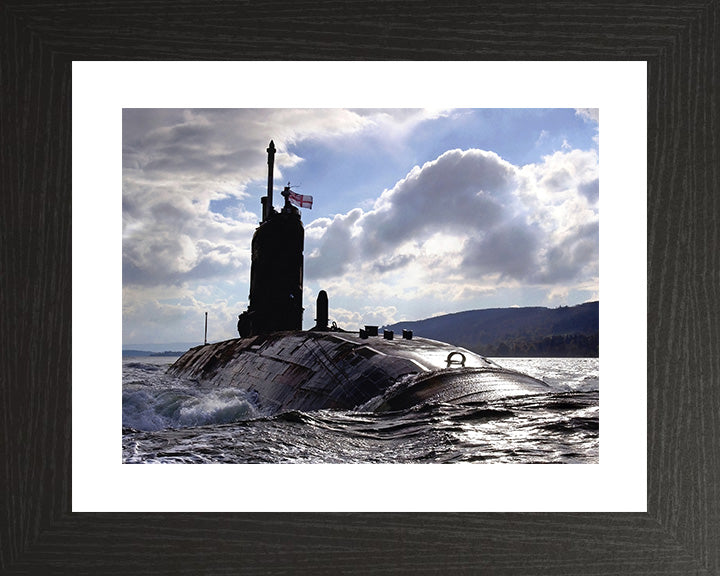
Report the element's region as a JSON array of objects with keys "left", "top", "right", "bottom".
[{"left": 122, "top": 356, "right": 598, "bottom": 464}]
